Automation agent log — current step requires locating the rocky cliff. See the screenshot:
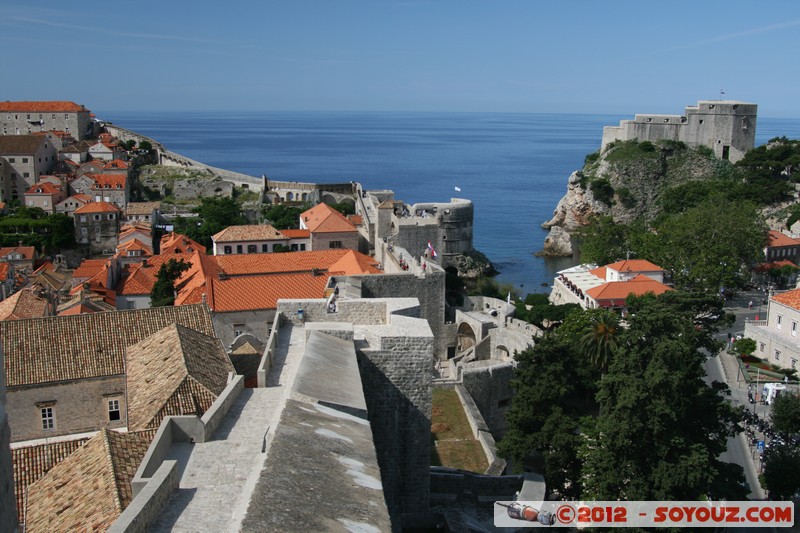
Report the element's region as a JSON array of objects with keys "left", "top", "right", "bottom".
[{"left": 540, "top": 140, "right": 722, "bottom": 256}]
